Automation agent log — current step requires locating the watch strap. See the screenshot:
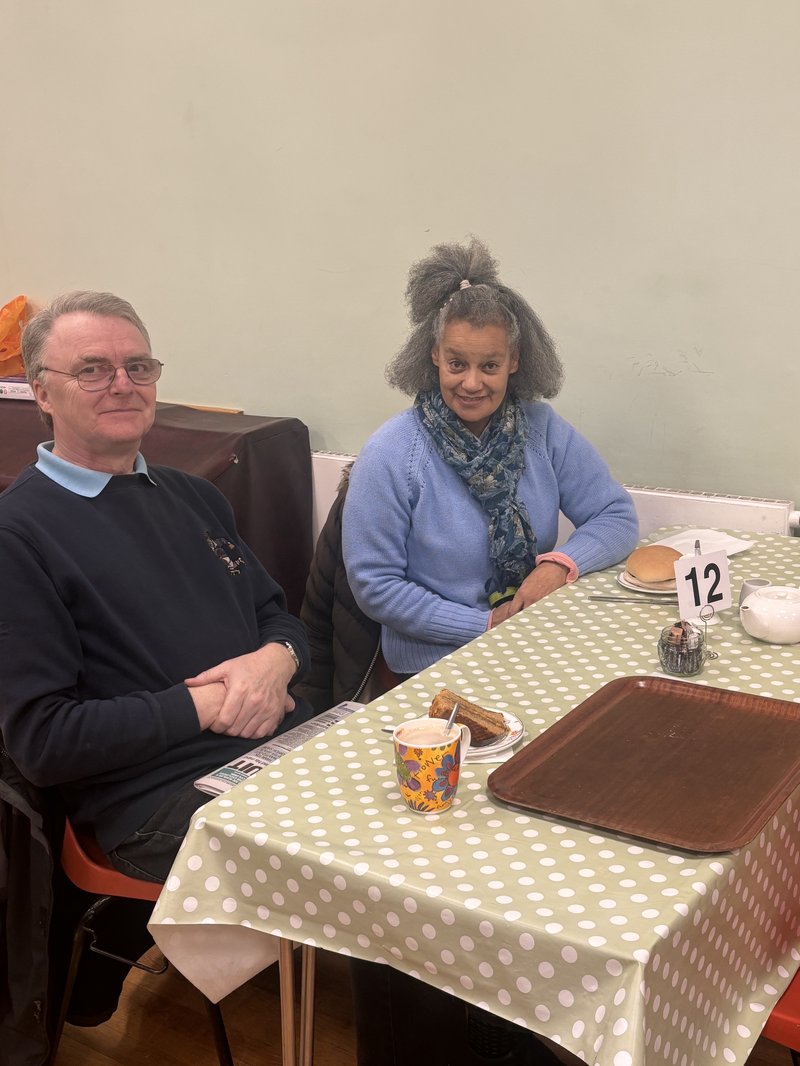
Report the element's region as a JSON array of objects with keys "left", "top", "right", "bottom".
[{"left": 276, "top": 640, "right": 301, "bottom": 672}]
